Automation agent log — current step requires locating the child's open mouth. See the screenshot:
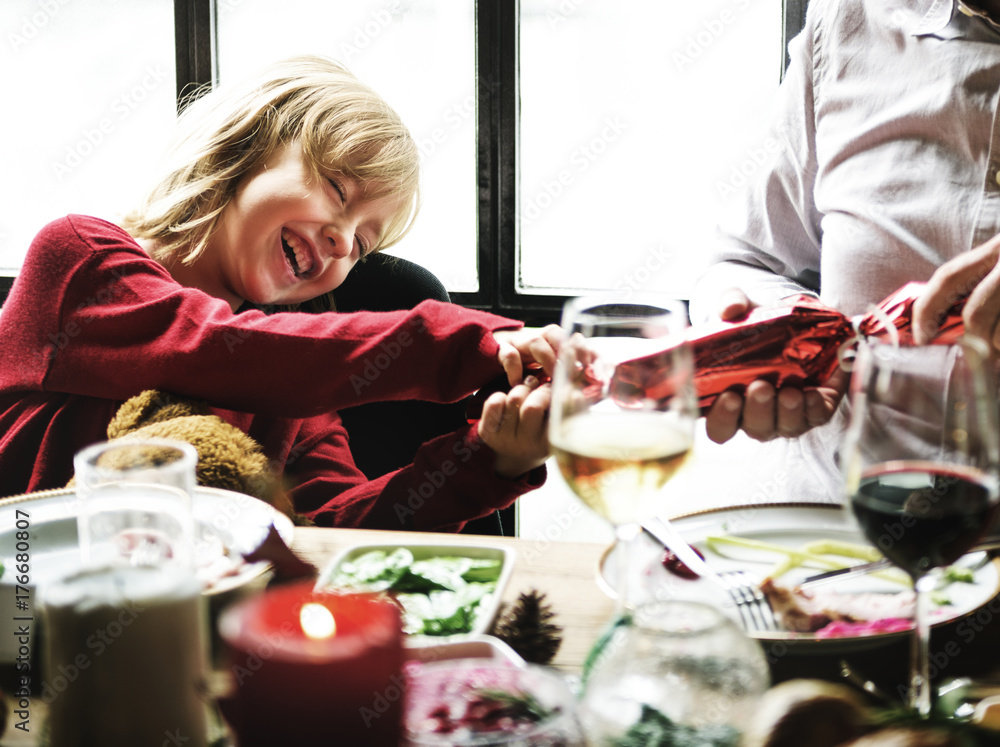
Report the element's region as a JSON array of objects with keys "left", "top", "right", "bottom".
[{"left": 281, "top": 228, "right": 315, "bottom": 278}]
